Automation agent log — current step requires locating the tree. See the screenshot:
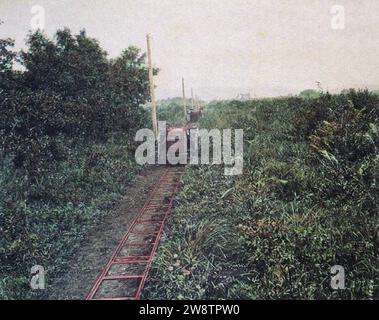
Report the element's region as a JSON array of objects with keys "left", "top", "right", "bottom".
[
  {"left": 108, "top": 47, "right": 150, "bottom": 131},
  {"left": 109, "top": 47, "right": 150, "bottom": 106},
  {"left": 1, "top": 27, "right": 152, "bottom": 170},
  {"left": 20, "top": 28, "right": 109, "bottom": 99},
  {"left": 0, "top": 21, "right": 18, "bottom": 92}
]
